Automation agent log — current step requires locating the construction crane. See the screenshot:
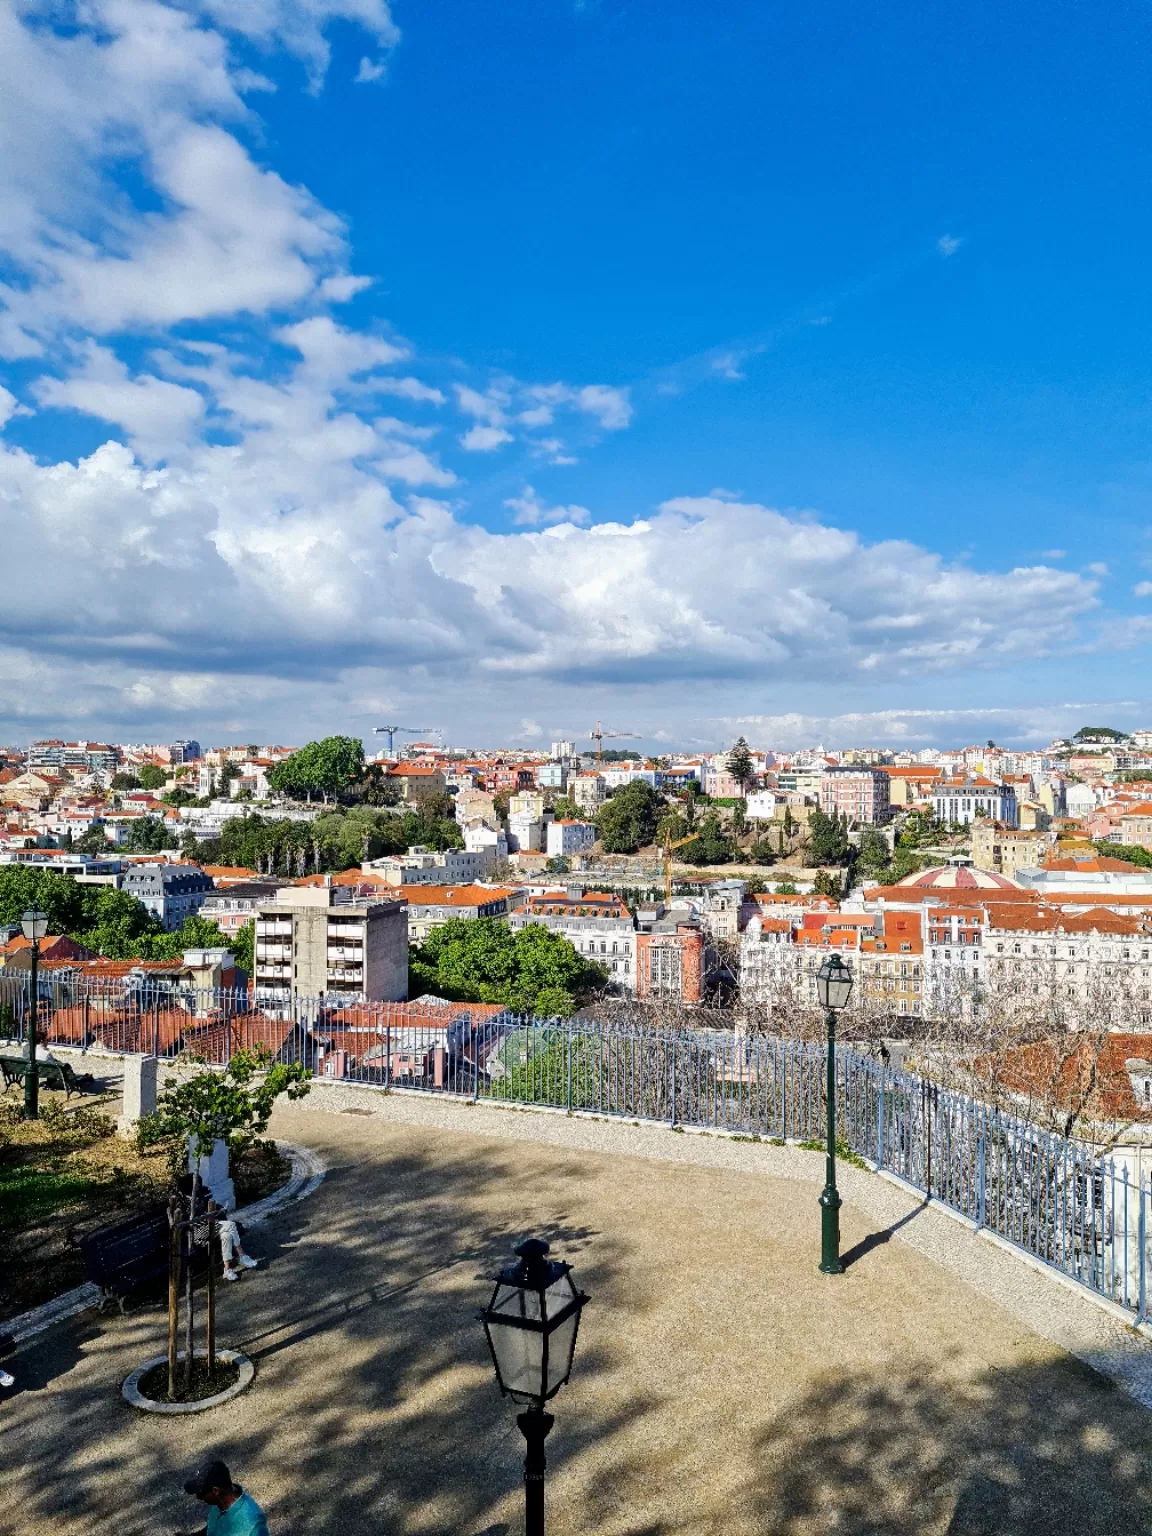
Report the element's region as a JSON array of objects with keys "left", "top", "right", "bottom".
[
  {"left": 372, "top": 725, "right": 440, "bottom": 756},
  {"left": 662, "top": 827, "right": 699, "bottom": 905},
  {"left": 589, "top": 719, "right": 640, "bottom": 764}
]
